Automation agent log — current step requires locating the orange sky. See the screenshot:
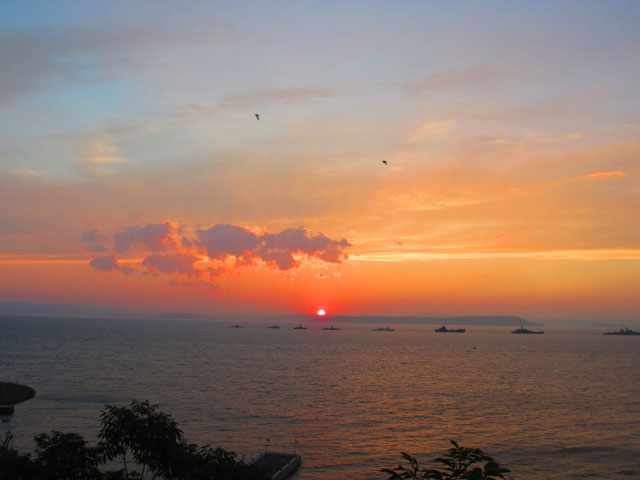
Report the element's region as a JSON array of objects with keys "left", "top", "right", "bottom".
[{"left": 1, "top": 2, "right": 639, "bottom": 321}]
